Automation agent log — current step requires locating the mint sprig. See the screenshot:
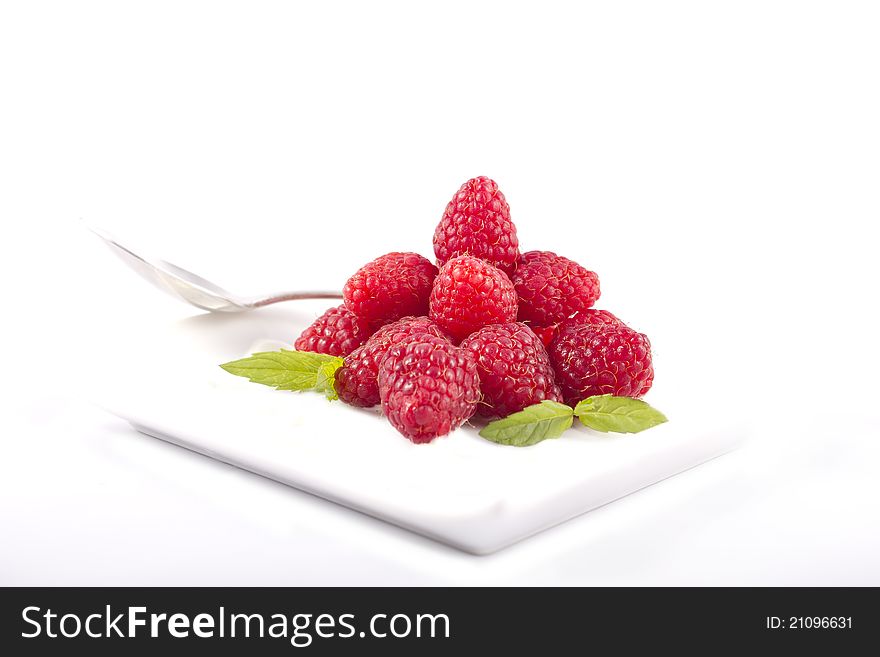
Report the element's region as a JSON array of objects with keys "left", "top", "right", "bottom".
[
  {"left": 221, "top": 350, "right": 668, "bottom": 443},
  {"left": 220, "top": 349, "right": 343, "bottom": 400},
  {"left": 315, "top": 359, "right": 342, "bottom": 401},
  {"left": 480, "top": 395, "right": 667, "bottom": 446},
  {"left": 574, "top": 394, "right": 668, "bottom": 433},
  {"left": 479, "top": 400, "right": 574, "bottom": 446}
]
